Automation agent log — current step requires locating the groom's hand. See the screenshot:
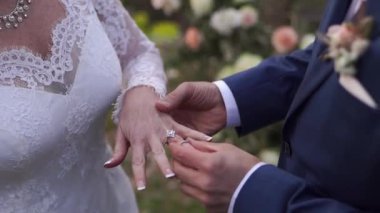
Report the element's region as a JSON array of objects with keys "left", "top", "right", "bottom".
[
  {"left": 105, "top": 86, "right": 211, "bottom": 191},
  {"left": 168, "top": 138, "right": 260, "bottom": 213},
  {"left": 156, "top": 82, "right": 227, "bottom": 136}
]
